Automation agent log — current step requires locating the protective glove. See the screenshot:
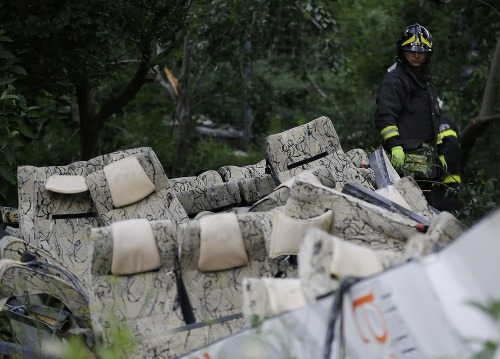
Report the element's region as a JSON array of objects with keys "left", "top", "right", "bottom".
[
  {"left": 439, "top": 154, "right": 448, "bottom": 171},
  {"left": 390, "top": 146, "right": 405, "bottom": 171}
]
